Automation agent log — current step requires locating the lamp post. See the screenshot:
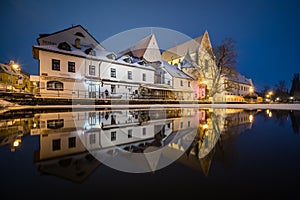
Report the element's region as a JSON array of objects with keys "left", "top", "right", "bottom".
[{"left": 8, "top": 61, "right": 20, "bottom": 92}]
